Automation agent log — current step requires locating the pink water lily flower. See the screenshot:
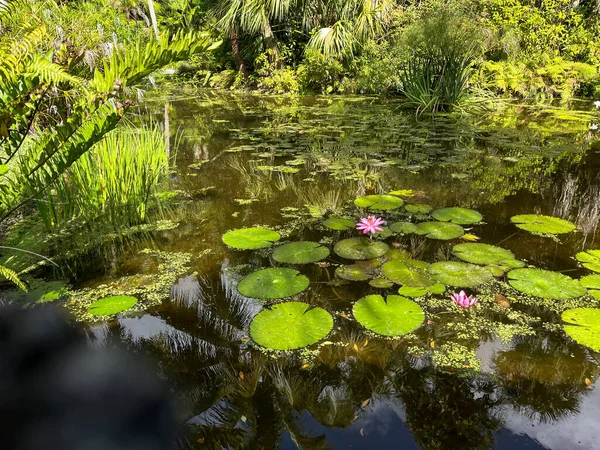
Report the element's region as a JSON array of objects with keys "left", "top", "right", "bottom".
[
  {"left": 356, "top": 216, "right": 385, "bottom": 235},
  {"left": 451, "top": 290, "right": 478, "bottom": 309}
]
